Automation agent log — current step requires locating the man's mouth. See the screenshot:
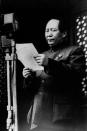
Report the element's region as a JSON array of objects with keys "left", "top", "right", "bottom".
[
  {"left": 47, "top": 39, "right": 55, "bottom": 46},
  {"left": 48, "top": 39, "right": 55, "bottom": 42}
]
